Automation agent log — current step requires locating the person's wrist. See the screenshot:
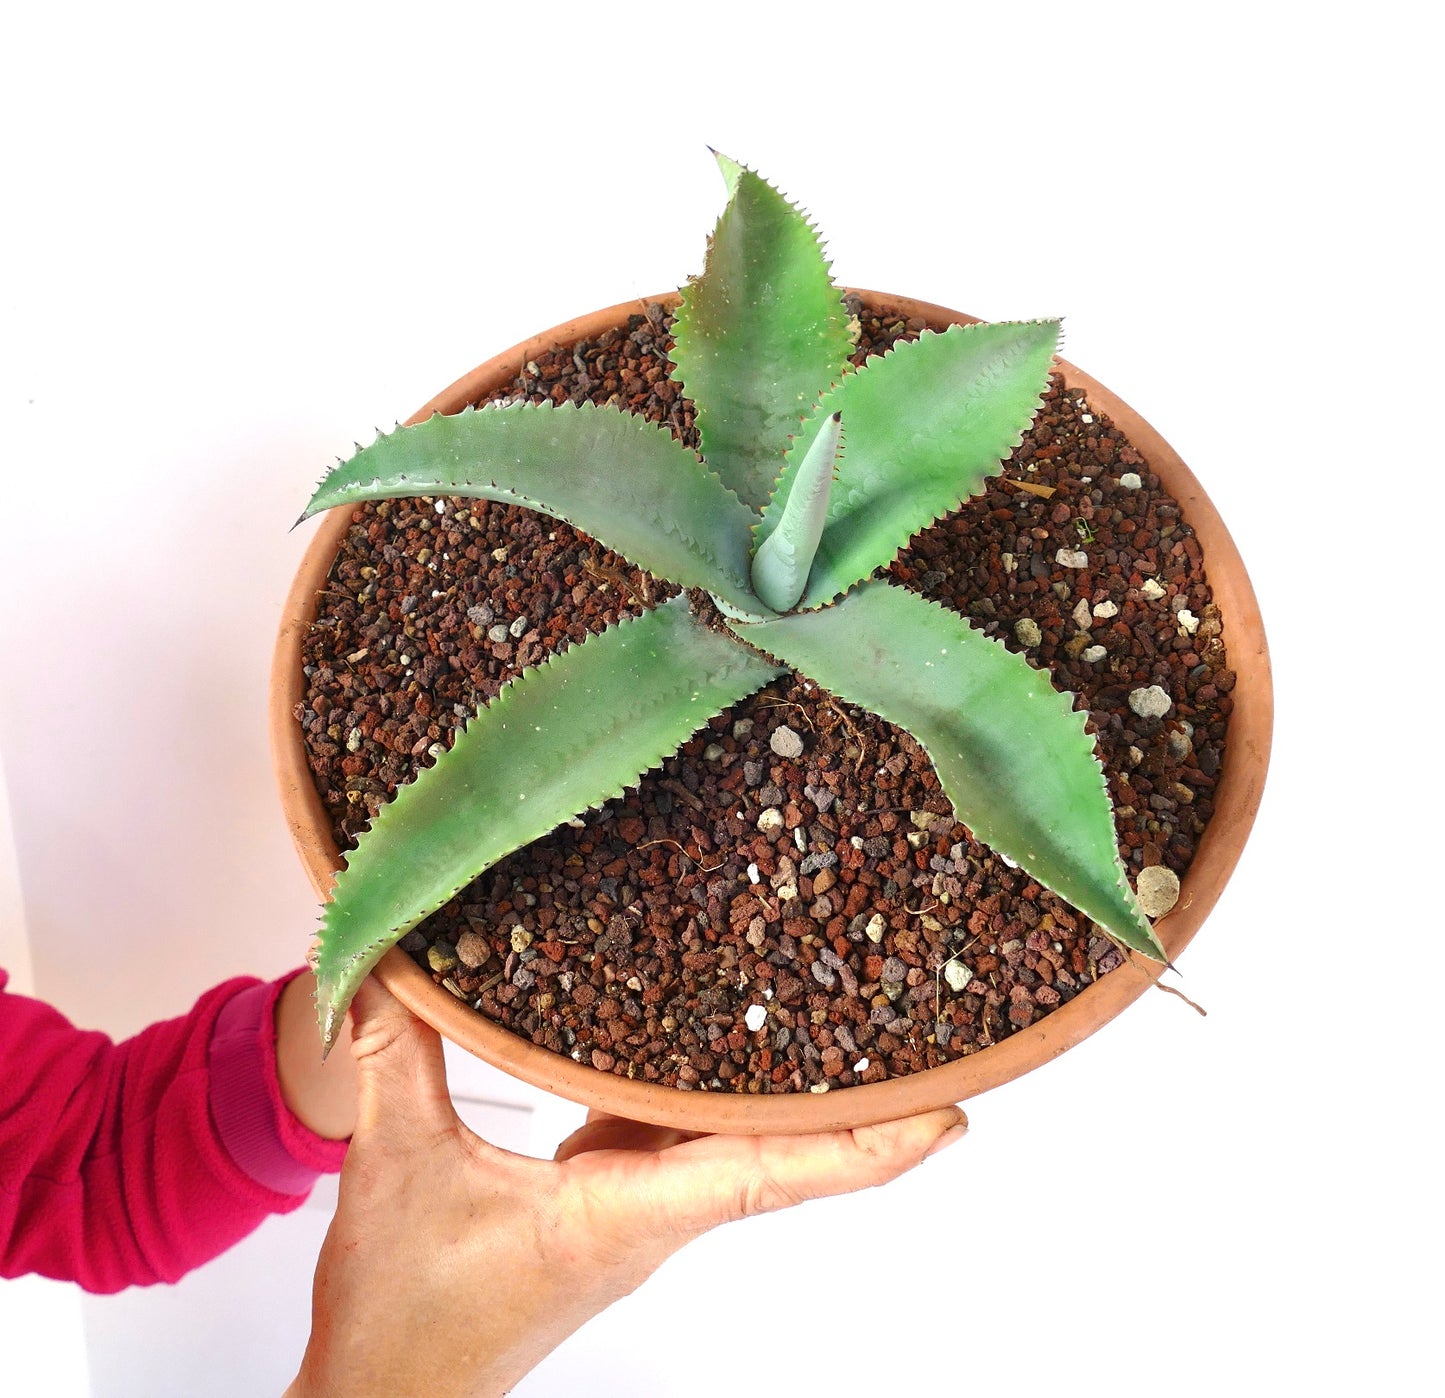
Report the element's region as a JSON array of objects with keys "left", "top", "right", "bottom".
[{"left": 275, "top": 971, "right": 357, "bottom": 1141}]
